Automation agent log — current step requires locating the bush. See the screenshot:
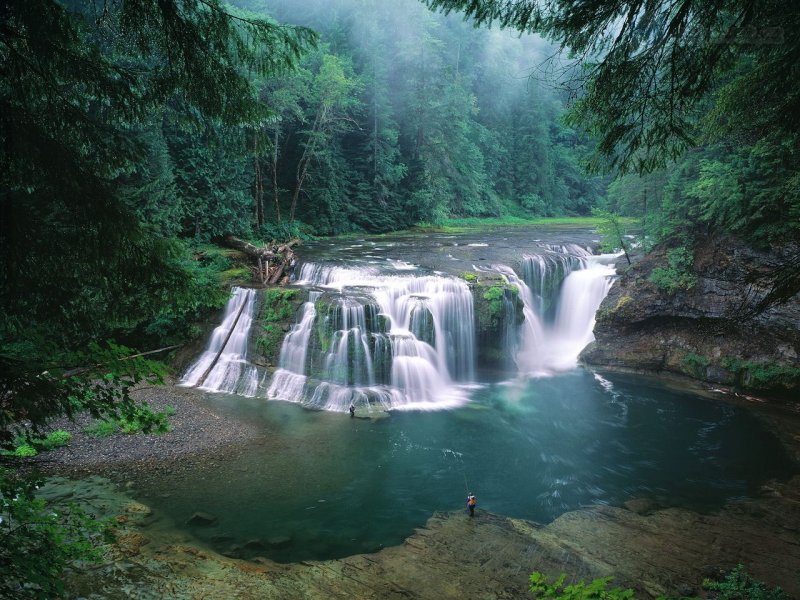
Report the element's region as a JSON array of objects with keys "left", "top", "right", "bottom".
[
  {"left": 703, "top": 564, "right": 786, "bottom": 599},
  {"left": 529, "top": 571, "right": 634, "bottom": 599},
  {"left": 38, "top": 430, "right": 71, "bottom": 450},
  {"left": 1, "top": 430, "right": 72, "bottom": 458},
  {"left": 483, "top": 286, "right": 506, "bottom": 317},
  {"left": 84, "top": 420, "right": 119, "bottom": 438},
  {"left": 84, "top": 404, "right": 175, "bottom": 437},
  {"left": 0, "top": 468, "right": 111, "bottom": 599},
  {"left": 650, "top": 246, "right": 697, "bottom": 294},
  {"left": 13, "top": 444, "right": 38, "bottom": 458}
]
